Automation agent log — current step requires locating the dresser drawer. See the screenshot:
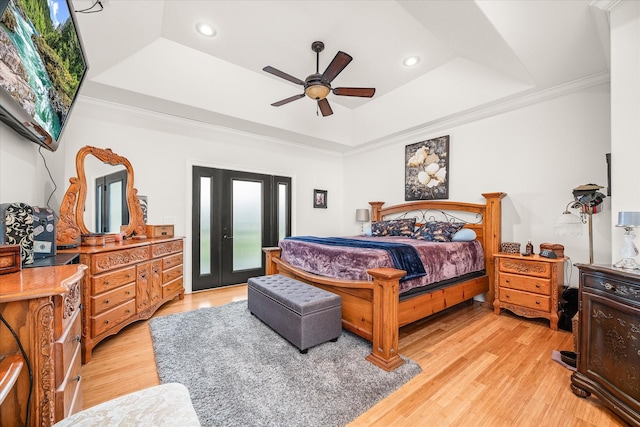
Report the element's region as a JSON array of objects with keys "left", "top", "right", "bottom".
[
  {"left": 163, "top": 277, "right": 184, "bottom": 298},
  {"left": 92, "top": 266, "right": 136, "bottom": 294},
  {"left": 91, "top": 283, "right": 136, "bottom": 315},
  {"left": 498, "top": 272, "right": 551, "bottom": 295},
  {"left": 92, "top": 247, "right": 150, "bottom": 273},
  {"left": 54, "top": 310, "right": 81, "bottom": 388},
  {"left": 499, "top": 288, "right": 550, "bottom": 312},
  {"left": 91, "top": 299, "right": 136, "bottom": 336},
  {"left": 163, "top": 264, "right": 183, "bottom": 284},
  {"left": 152, "top": 240, "right": 184, "bottom": 258},
  {"left": 163, "top": 253, "right": 183, "bottom": 270},
  {"left": 55, "top": 343, "right": 82, "bottom": 422},
  {"left": 498, "top": 257, "right": 551, "bottom": 279},
  {"left": 582, "top": 271, "right": 640, "bottom": 306}
]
